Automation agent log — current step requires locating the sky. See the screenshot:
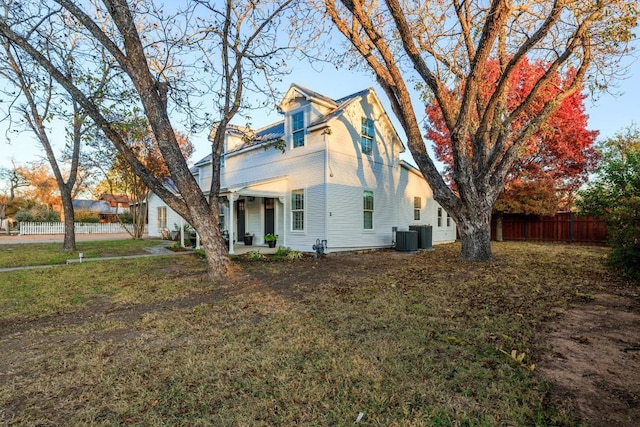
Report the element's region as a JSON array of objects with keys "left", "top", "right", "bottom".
[{"left": 1, "top": 50, "right": 639, "bottom": 177}]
